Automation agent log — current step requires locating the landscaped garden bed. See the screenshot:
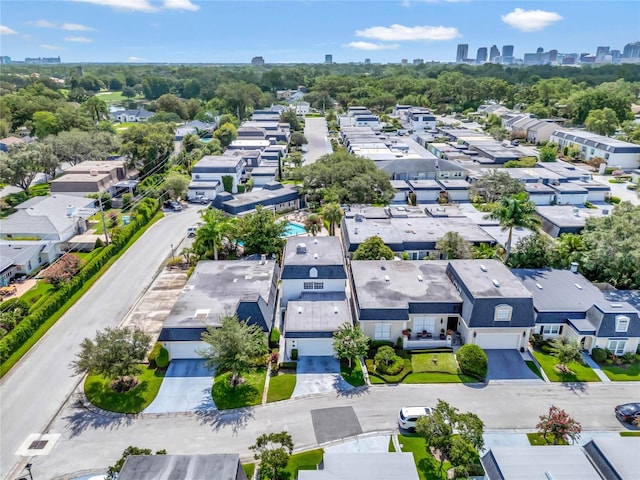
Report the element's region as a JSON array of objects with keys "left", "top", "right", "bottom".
[
  {"left": 340, "top": 358, "right": 366, "bottom": 387},
  {"left": 532, "top": 343, "right": 600, "bottom": 382},
  {"left": 591, "top": 347, "right": 640, "bottom": 381},
  {"left": 398, "top": 434, "right": 453, "bottom": 480}
]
